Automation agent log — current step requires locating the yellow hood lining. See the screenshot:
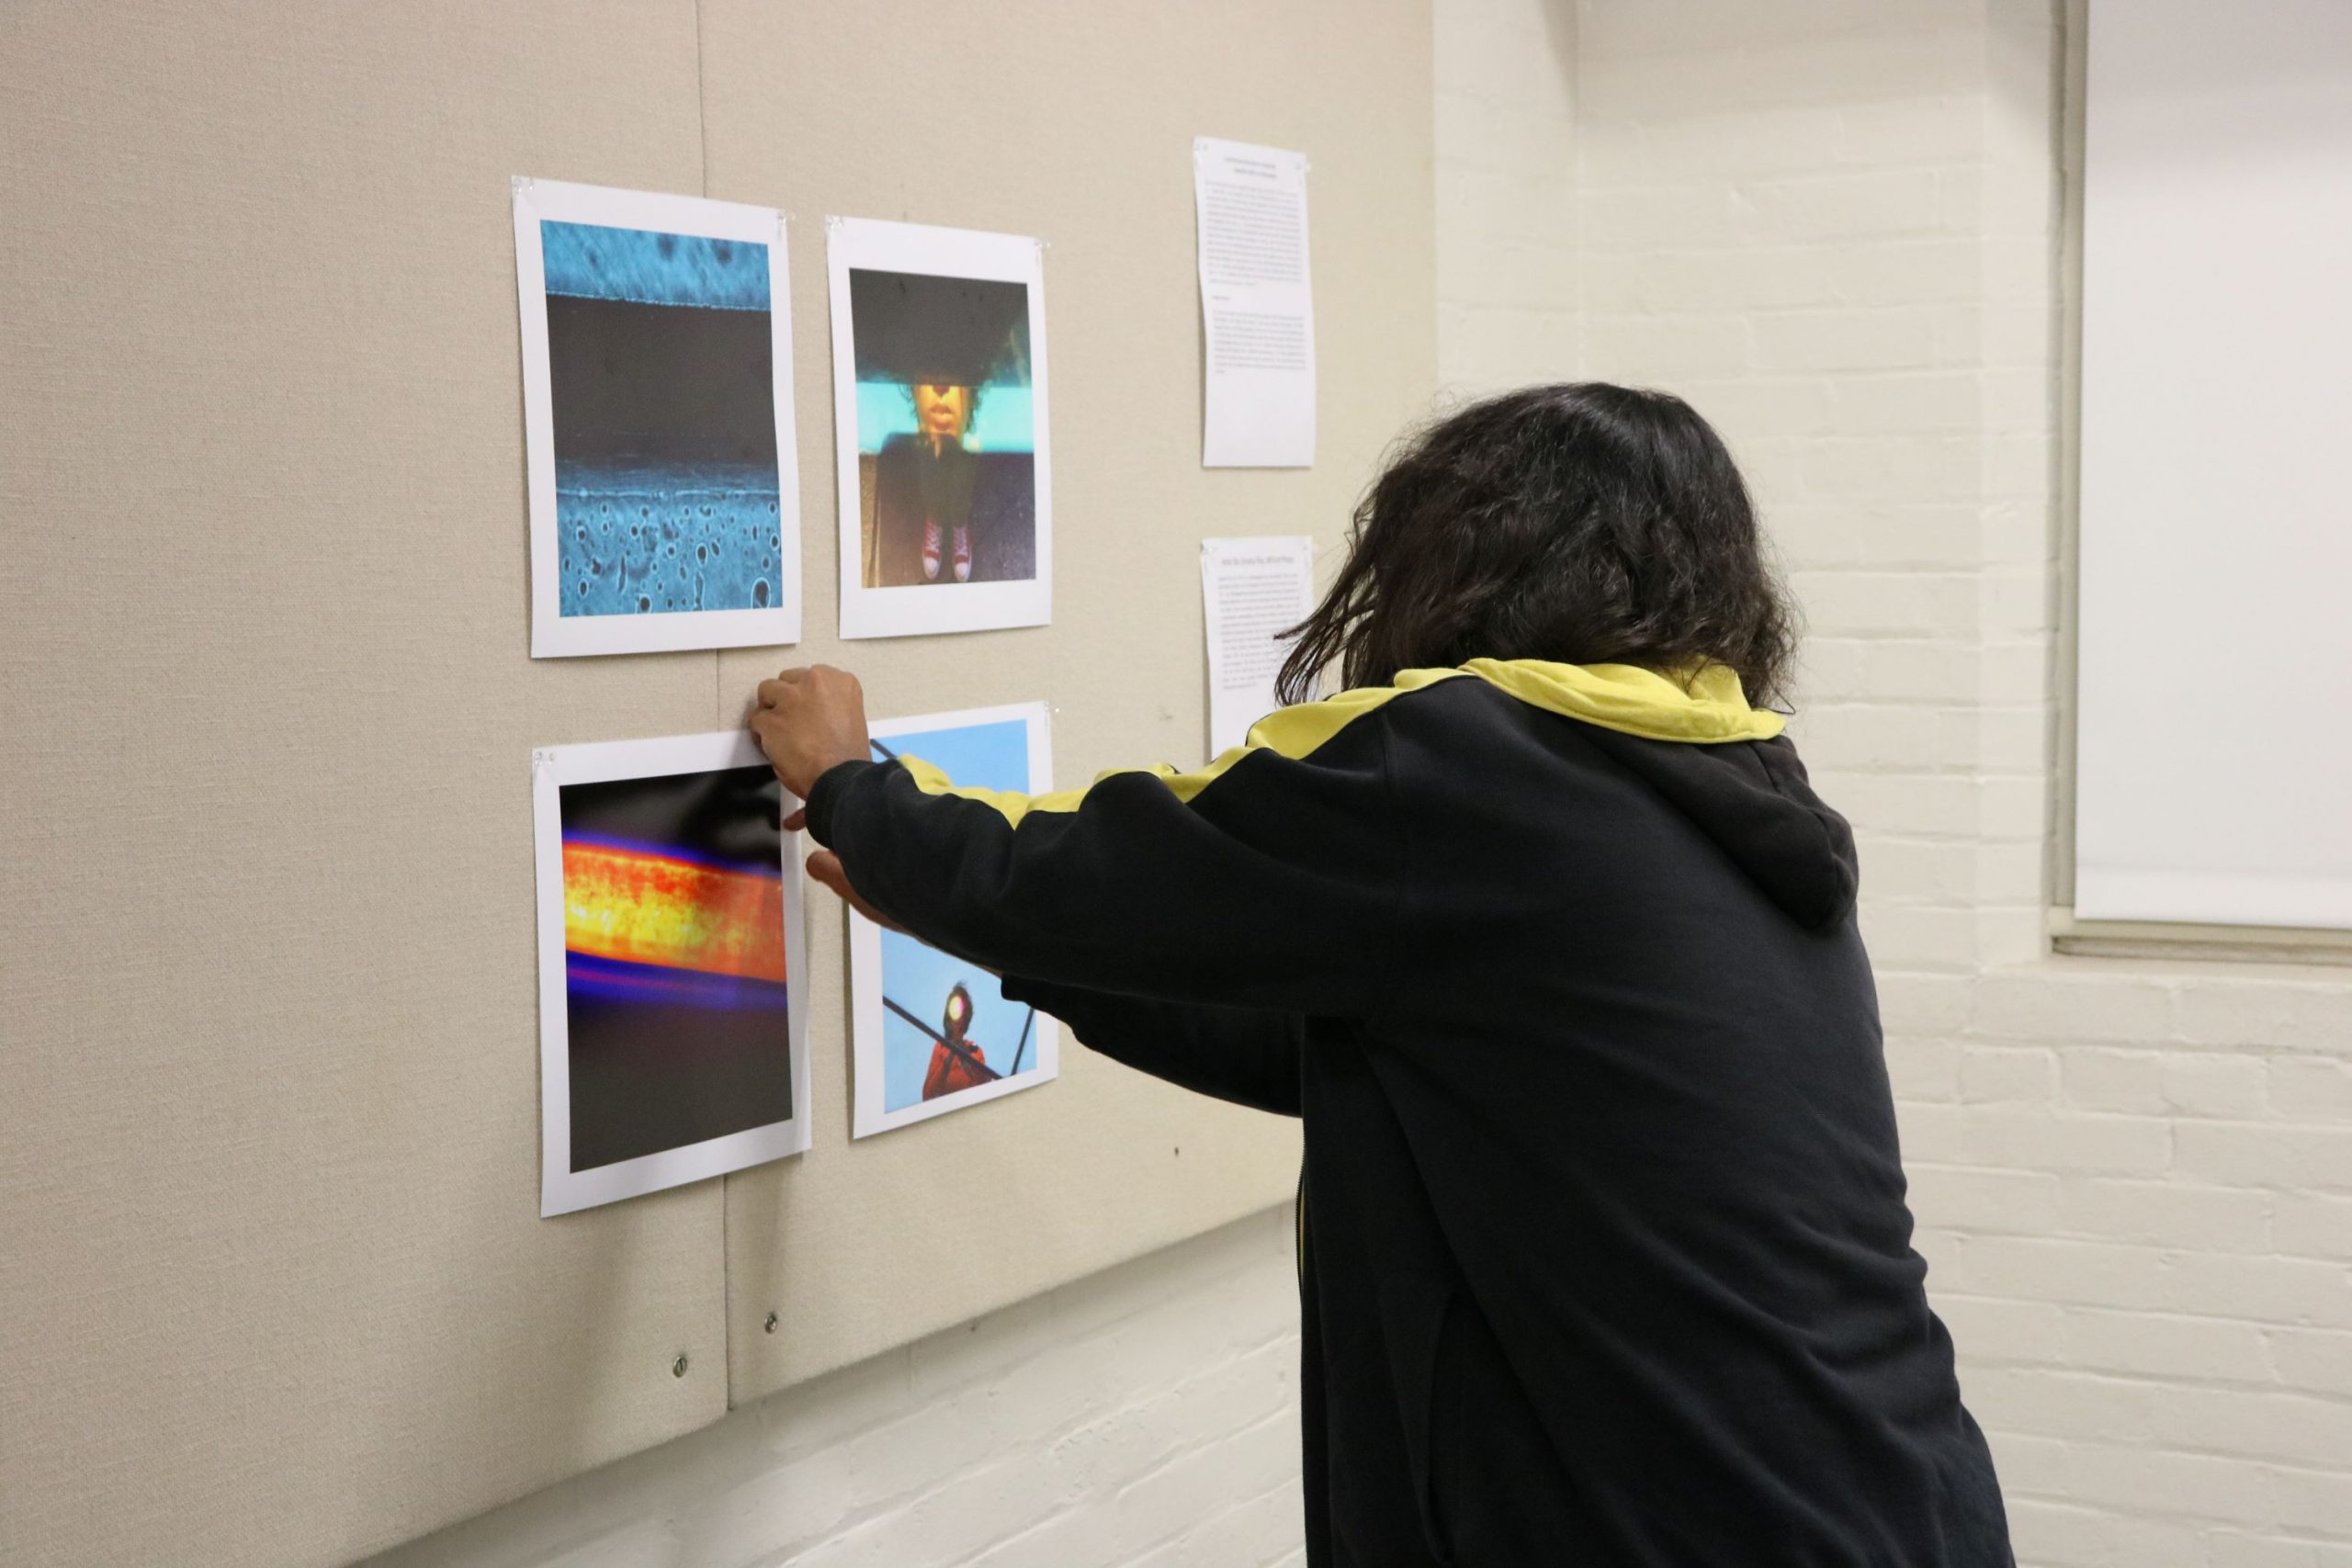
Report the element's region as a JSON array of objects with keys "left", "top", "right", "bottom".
[{"left": 892, "top": 659, "right": 1781, "bottom": 827}]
